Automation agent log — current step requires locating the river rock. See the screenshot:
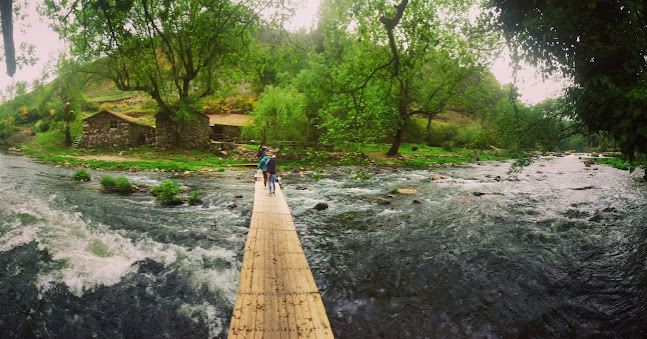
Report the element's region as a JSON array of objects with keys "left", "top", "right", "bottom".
[
  {"left": 235, "top": 194, "right": 243, "bottom": 198},
  {"left": 183, "top": 171, "right": 191, "bottom": 175},
  {"left": 412, "top": 199, "right": 422, "bottom": 204},
  {"left": 429, "top": 174, "right": 446, "bottom": 180},
  {"left": 228, "top": 203, "right": 237, "bottom": 209},
  {"left": 313, "top": 202, "right": 329, "bottom": 211},
  {"left": 292, "top": 167, "right": 300, "bottom": 173},
  {"left": 296, "top": 185, "right": 309, "bottom": 190},
  {"left": 377, "top": 197, "right": 391, "bottom": 205},
  {"left": 397, "top": 188, "right": 418, "bottom": 194}
]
